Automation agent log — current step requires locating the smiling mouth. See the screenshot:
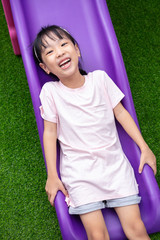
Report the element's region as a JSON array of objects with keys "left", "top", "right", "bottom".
[{"left": 59, "top": 58, "right": 71, "bottom": 69}]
